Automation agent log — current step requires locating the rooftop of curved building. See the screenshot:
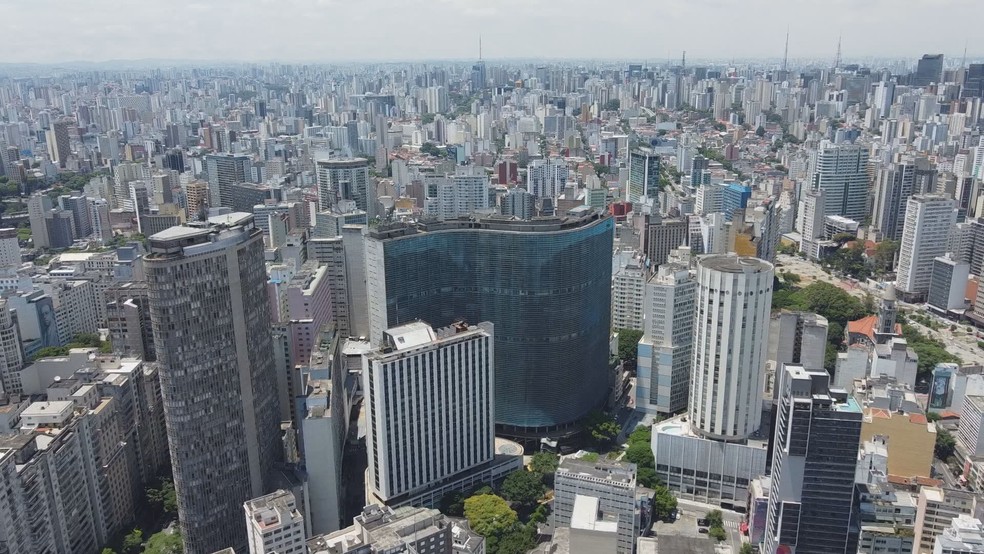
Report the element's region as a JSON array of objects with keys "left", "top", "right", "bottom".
[
  {"left": 698, "top": 254, "right": 772, "bottom": 273},
  {"left": 367, "top": 208, "right": 610, "bottom": 240}
]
